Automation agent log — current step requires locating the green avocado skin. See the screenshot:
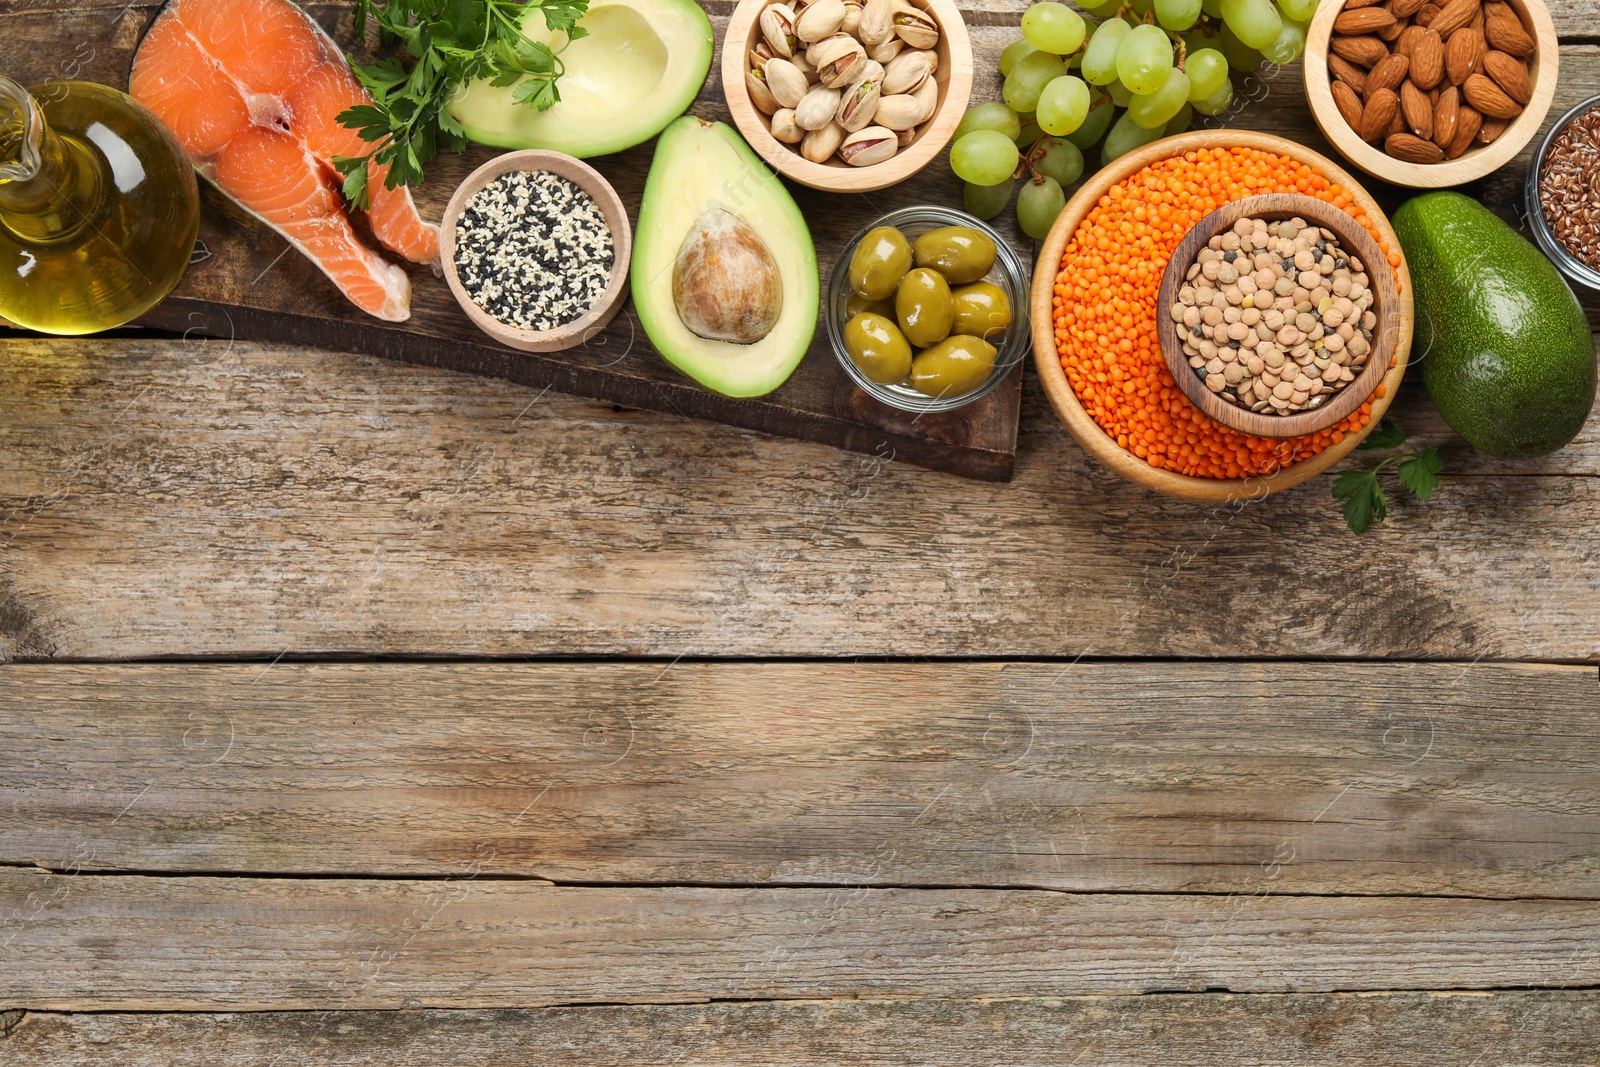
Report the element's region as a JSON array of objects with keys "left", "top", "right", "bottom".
[{"left": 1394, "top": 192, "right": 1596, "bottom": 459}]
